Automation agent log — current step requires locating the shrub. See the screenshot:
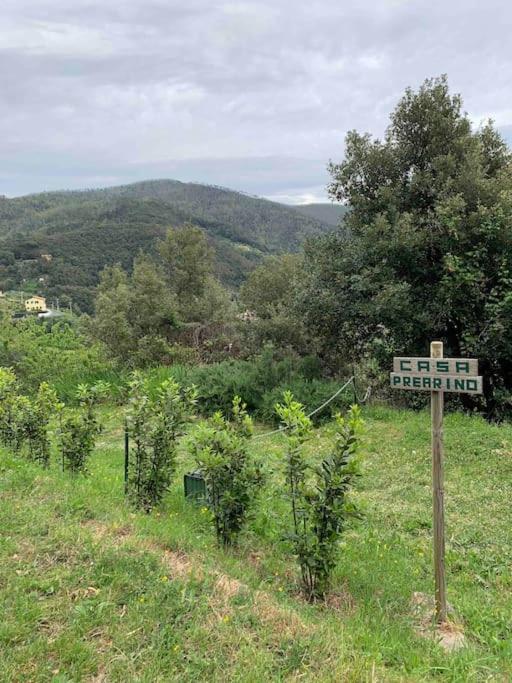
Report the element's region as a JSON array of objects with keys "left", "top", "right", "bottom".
[
  {"left": 187, "top": 396, "right": 264, "bottom": 546},
  {"left": 276, "top": 392, "right": 363, "bottom": 600},
  {"left": 19, "top": 382, "right": 58, "bottom": 467},
  {"left": 57, "top": 382, "right": 109, "bottom": 474},
  {"left": 258, "top": 378, "right": 352, "bottom": 426},
  {"left": 0, "top": 369, "right": 58, "bottom": 464},
  {"left": 126, "top": 373, "right": 197, "bottom": 512},
  {"left": 0, "top": 367, "right": 22, "bottom": 450}
]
